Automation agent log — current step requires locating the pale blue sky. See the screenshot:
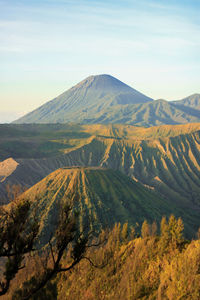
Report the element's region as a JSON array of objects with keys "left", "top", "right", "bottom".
[{"left": 0, "top": 0, "right": 200, "bottom": 122}]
